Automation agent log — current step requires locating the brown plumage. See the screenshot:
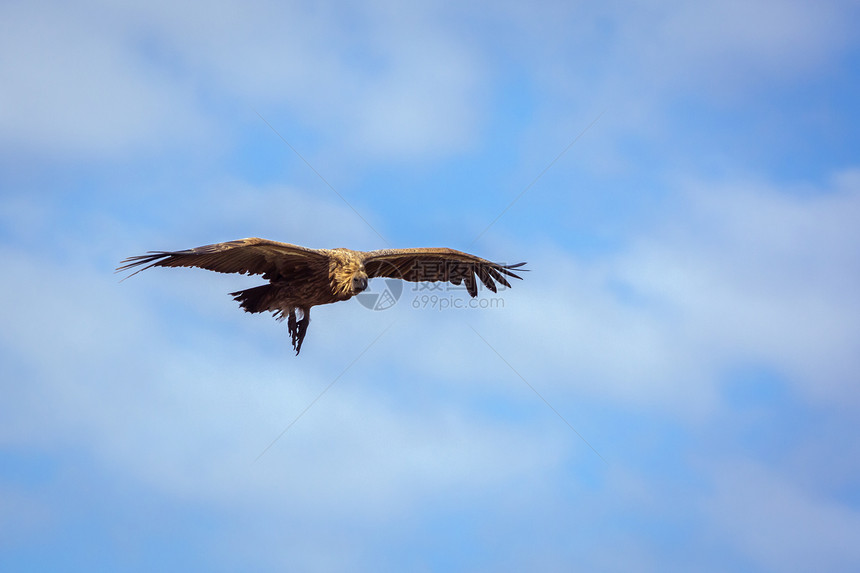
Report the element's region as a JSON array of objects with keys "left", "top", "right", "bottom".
[{"left": 117, "top": 238, "right": 526, "bottom": 354}]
